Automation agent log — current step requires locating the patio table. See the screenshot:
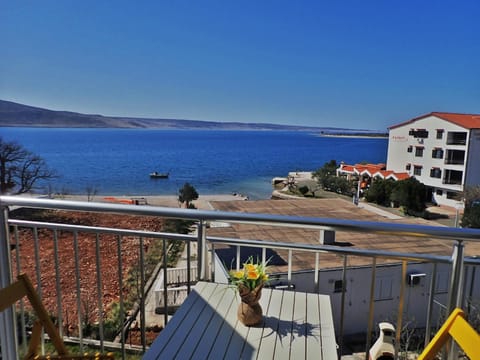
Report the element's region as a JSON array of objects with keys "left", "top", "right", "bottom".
[{"left": 145, "top": 281, "right": 337, "bottom": 359}]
